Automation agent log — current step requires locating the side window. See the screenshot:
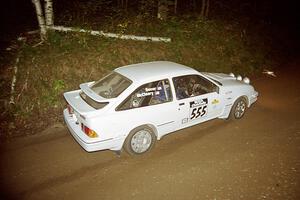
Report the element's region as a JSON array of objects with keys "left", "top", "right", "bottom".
[
  {"left": 117, "top": 79, "right": 173, "bottom": 111},
  {"left": 173, "top": 75, "right": 217, "bottom": 100}
]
